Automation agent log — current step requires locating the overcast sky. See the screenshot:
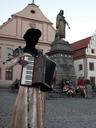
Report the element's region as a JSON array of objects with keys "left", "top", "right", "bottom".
[{"left": 0, "top": 0, "right": 96, "bottom": 43}]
